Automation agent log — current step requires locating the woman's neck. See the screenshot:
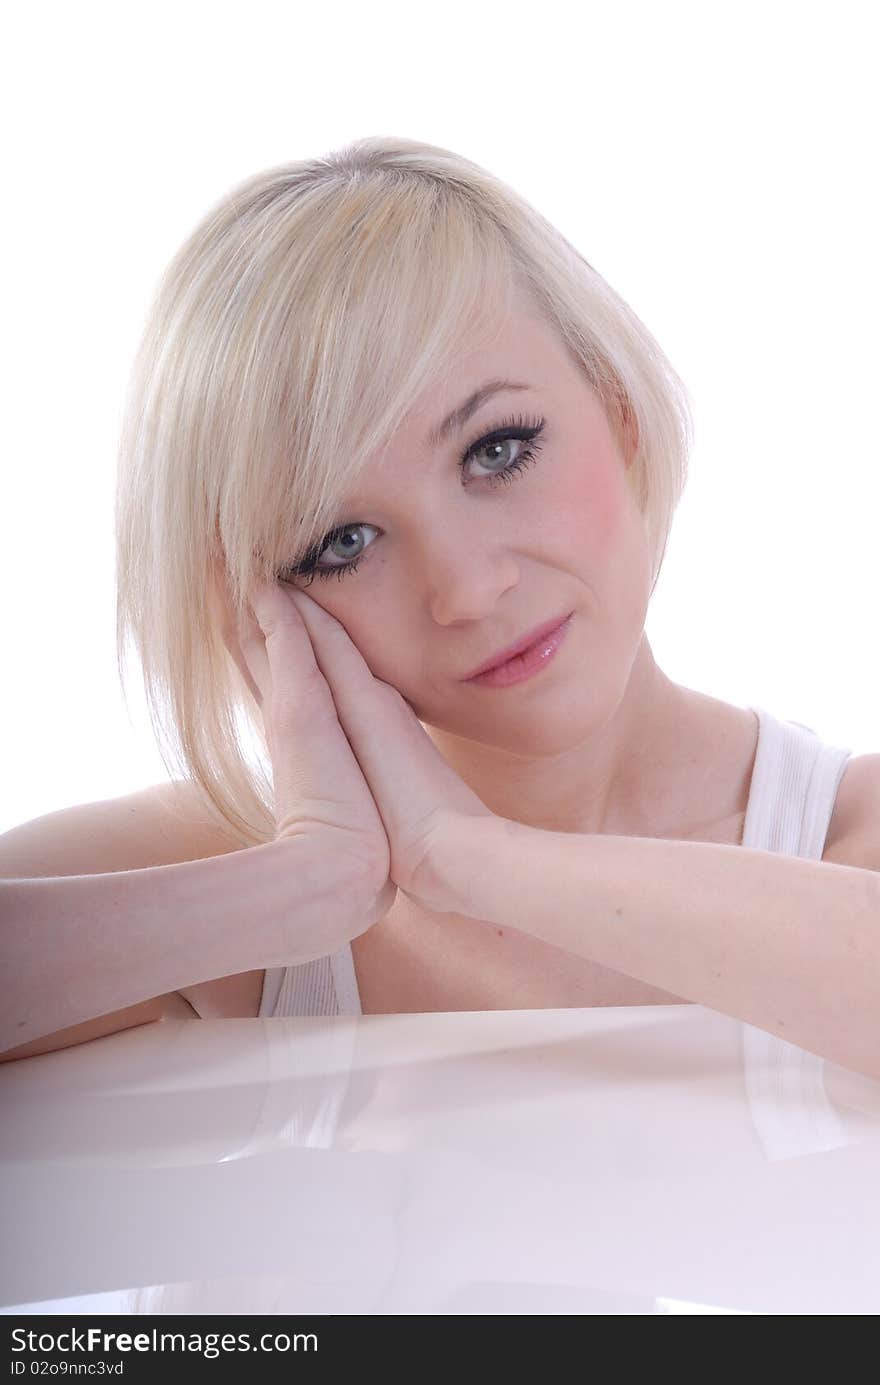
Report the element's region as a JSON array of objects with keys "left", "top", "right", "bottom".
[{"left": 422, "top": 638, "right": 696, "bottom": 838}]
